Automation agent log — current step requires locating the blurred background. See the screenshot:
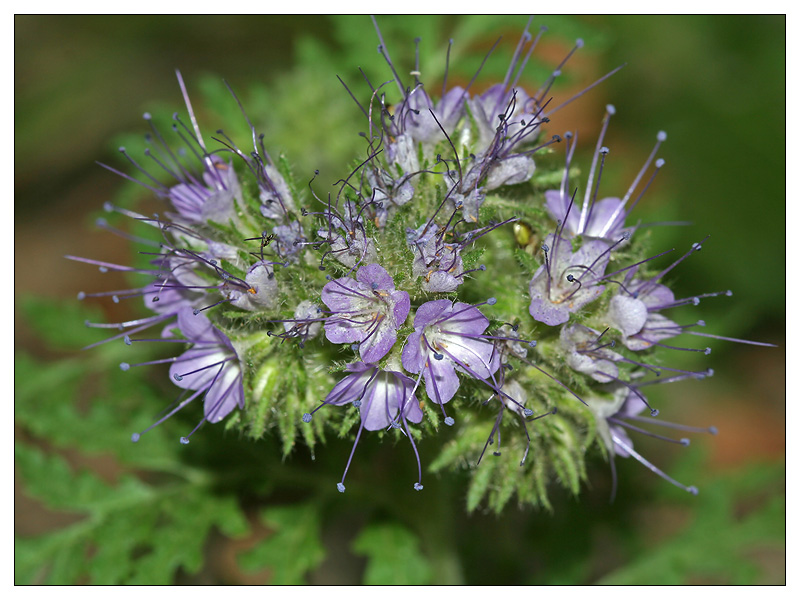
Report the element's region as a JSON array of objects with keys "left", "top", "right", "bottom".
[{"left": 15, "top": 15, "right": 785, "bottom": 584}]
